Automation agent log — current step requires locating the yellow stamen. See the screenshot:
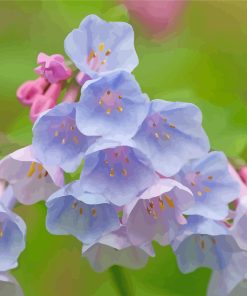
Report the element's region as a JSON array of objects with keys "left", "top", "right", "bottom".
[
  {"left": 27, "top": 162, "right": 36, "bottom": 177},
  {"left": 0, "top": 229, "right": 3, "bottom": 238},
  {"left": 87, "top": 50, "right": 96, "bottom": 62},
  {"left": 62, "top": 138, "right": 66, "bottom": 144},
  {"left": 204, "top": 186, "right": 211, "bottom": 193},
  {"left": 197, "top": 191, "right": 203, "bottom": 197},
  {"left": 91, "top": 208, "right": 97, "bottom": 216},
  {"left": 70, "top": 126, "right": 75, "bottom": 131},
  {"left": 117, "top": 106, "right": 123, "bottom": 112},
  {"left": 118, "top": 95, "right": 122, "bottom": 99},
  {"left": 54, "top": 131, "right": 59, "bottom": 137},
  {"left": 106, "top": 108, "right": 111, "bottom": 115},
  {"left": 99, "top": 42, "right": 105, "bottom": 52},
  {"left": 73, "top": 136, "right": 79, "bottom": 144},
  {"left": 99, "top": 99, "right": 104, "bottom": 105},
  {"left": 191, "top": 181, "right": 196, "bottom": 186},
  {"left": 79, "top": 207, "right": 83, "bottom": 215},
  {"left": 169, "top": 124, "right": 176, "bottom": 128},
  {"left": 163, "top": 194, "right": 175, "bottom": 208},
  {"left": 208, "top": 176, "right": 213, "bottom": 180},
  {"left": 122, "top": 168, "right": 127, "bottom": 176},
  {"left": 101, "top": 59, "right": 106, "bottom": 65},
  {"left": 159, "top": 198, "right": 165, "bottom": 210},
  {"left": 38, "top": 164, "right": 43, "bottom": 172},
  {"left": 154, "top": 132, "right": 160, "bottom": 139},
  {"left": 105, "top": 49, "right": 111, "bottom": 56},
  {"left": 110, "top": 168, "right": 115, "bottom": 177}
]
